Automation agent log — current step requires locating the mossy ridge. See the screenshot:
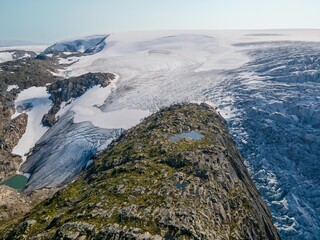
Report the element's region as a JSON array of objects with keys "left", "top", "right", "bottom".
[
  {"left": 0, "top": 58, "right": 59, "bottom": 94},
  {"left": 1, "top": 103, "right": 280, "bottom": 240}
]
